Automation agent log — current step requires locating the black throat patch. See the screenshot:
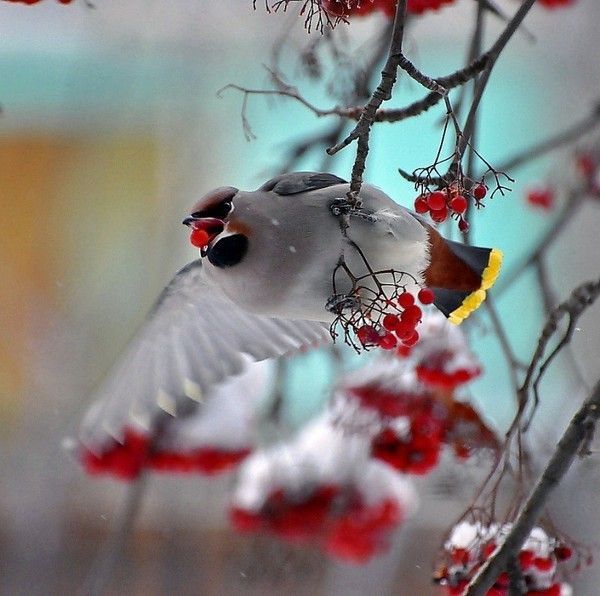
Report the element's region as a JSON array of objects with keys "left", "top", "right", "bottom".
[{"left": 207, "top": 234, "right": 249, "bottom": 268}]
